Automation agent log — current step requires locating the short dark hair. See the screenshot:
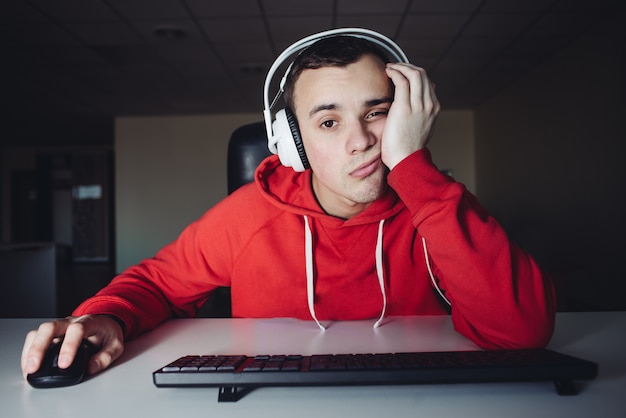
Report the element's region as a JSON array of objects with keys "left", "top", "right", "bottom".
[{"left": 283, "top": 35, "right": 391, "bottom": 111}]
